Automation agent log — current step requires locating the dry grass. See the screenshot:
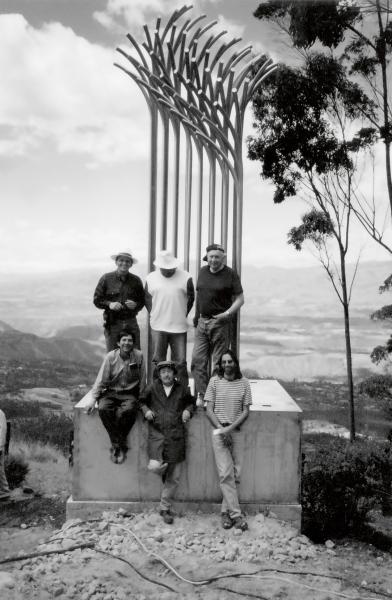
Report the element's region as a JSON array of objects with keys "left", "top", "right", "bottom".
[{"left": 9, "top": 438, "right": 71, "bottom": 497}]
